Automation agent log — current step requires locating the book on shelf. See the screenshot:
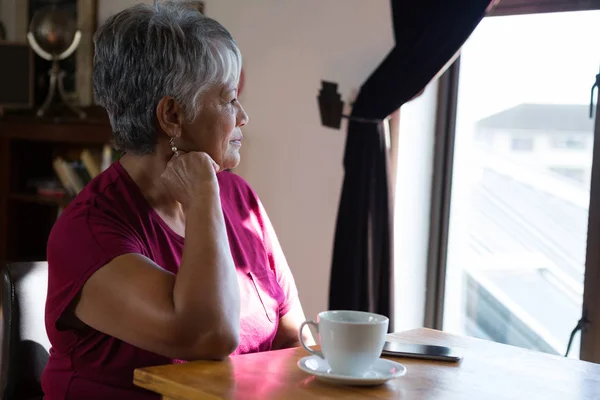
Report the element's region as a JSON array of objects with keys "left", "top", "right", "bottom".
[
  {"left": 81, "top": 148, "right": 102, "bottom": 178},
  {"left": 51, "top": 145, "right": 114, "bottom": 197}
]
